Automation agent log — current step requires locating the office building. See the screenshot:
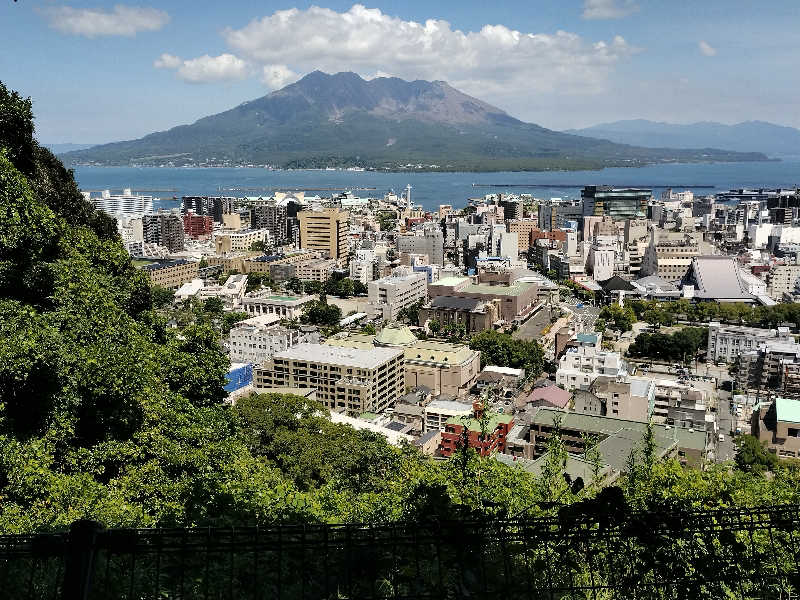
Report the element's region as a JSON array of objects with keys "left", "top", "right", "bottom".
[
  {"left": 368, "top": 269, "right": 427, "bottom": 321},
  {"left": 295, "top": 258, "right": 338, "bottom": 282},
  {"left": 255, "top": 343, "right": 405, "bottom": 414},
  {"left": 396, "top": 225, "right": 445, "bottom": 266},
  {"left": 581, "top": 186, "right": 650, "bottom": 220},
  {"left": 298, "top": 207, "right": 350, "bottom": 261},
  {"left": 214, "top": 229, "right": 270, "bottom": 253},
  {"left": 427, "top": 276, "right": 538, "bottom": 324}
]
